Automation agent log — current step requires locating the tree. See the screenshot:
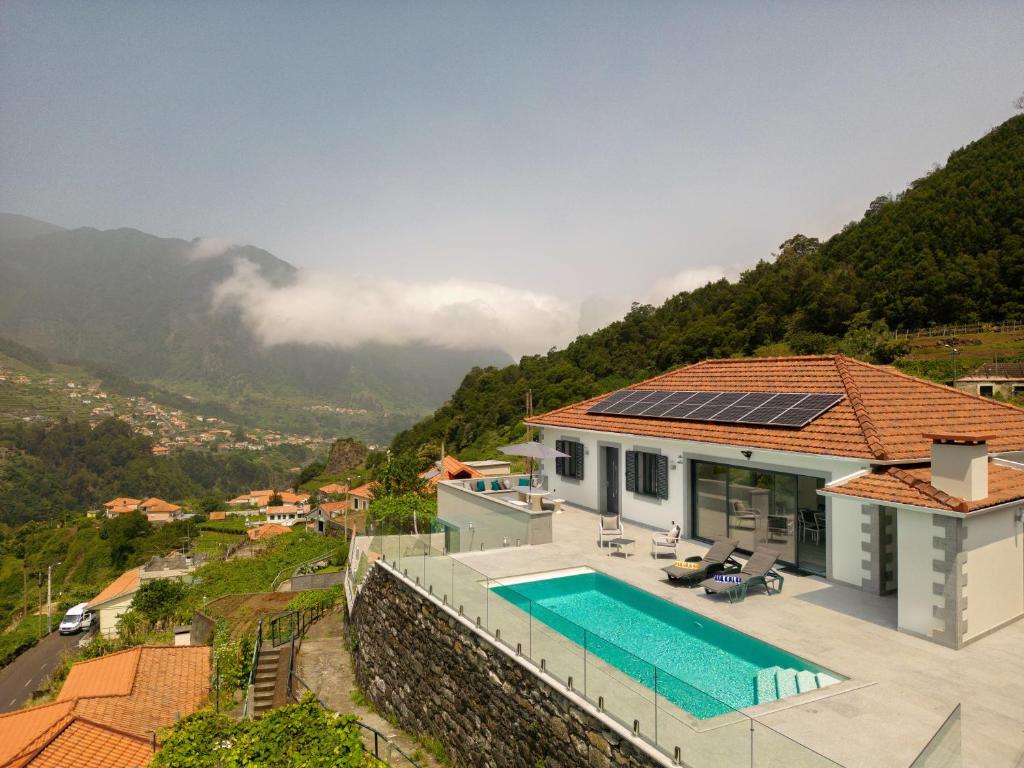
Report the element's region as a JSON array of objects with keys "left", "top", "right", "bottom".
[
  {"left": 116, "top": 609, "right": 146, "bottom": 645},
  {"left": 130, "top": 578, "right": 187, "bottom": 628},
  {"left": 268, "top": 492, "right": 283, "bottom": 506},
  {"left": 295, "top": 461, "right": 325, "bottom": 489},
  {"left": 373, "top": 454, "right": 425, "bottom": 499},
  {"left": 367, "top": 494, "right": 437, "bottom": 535}
]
